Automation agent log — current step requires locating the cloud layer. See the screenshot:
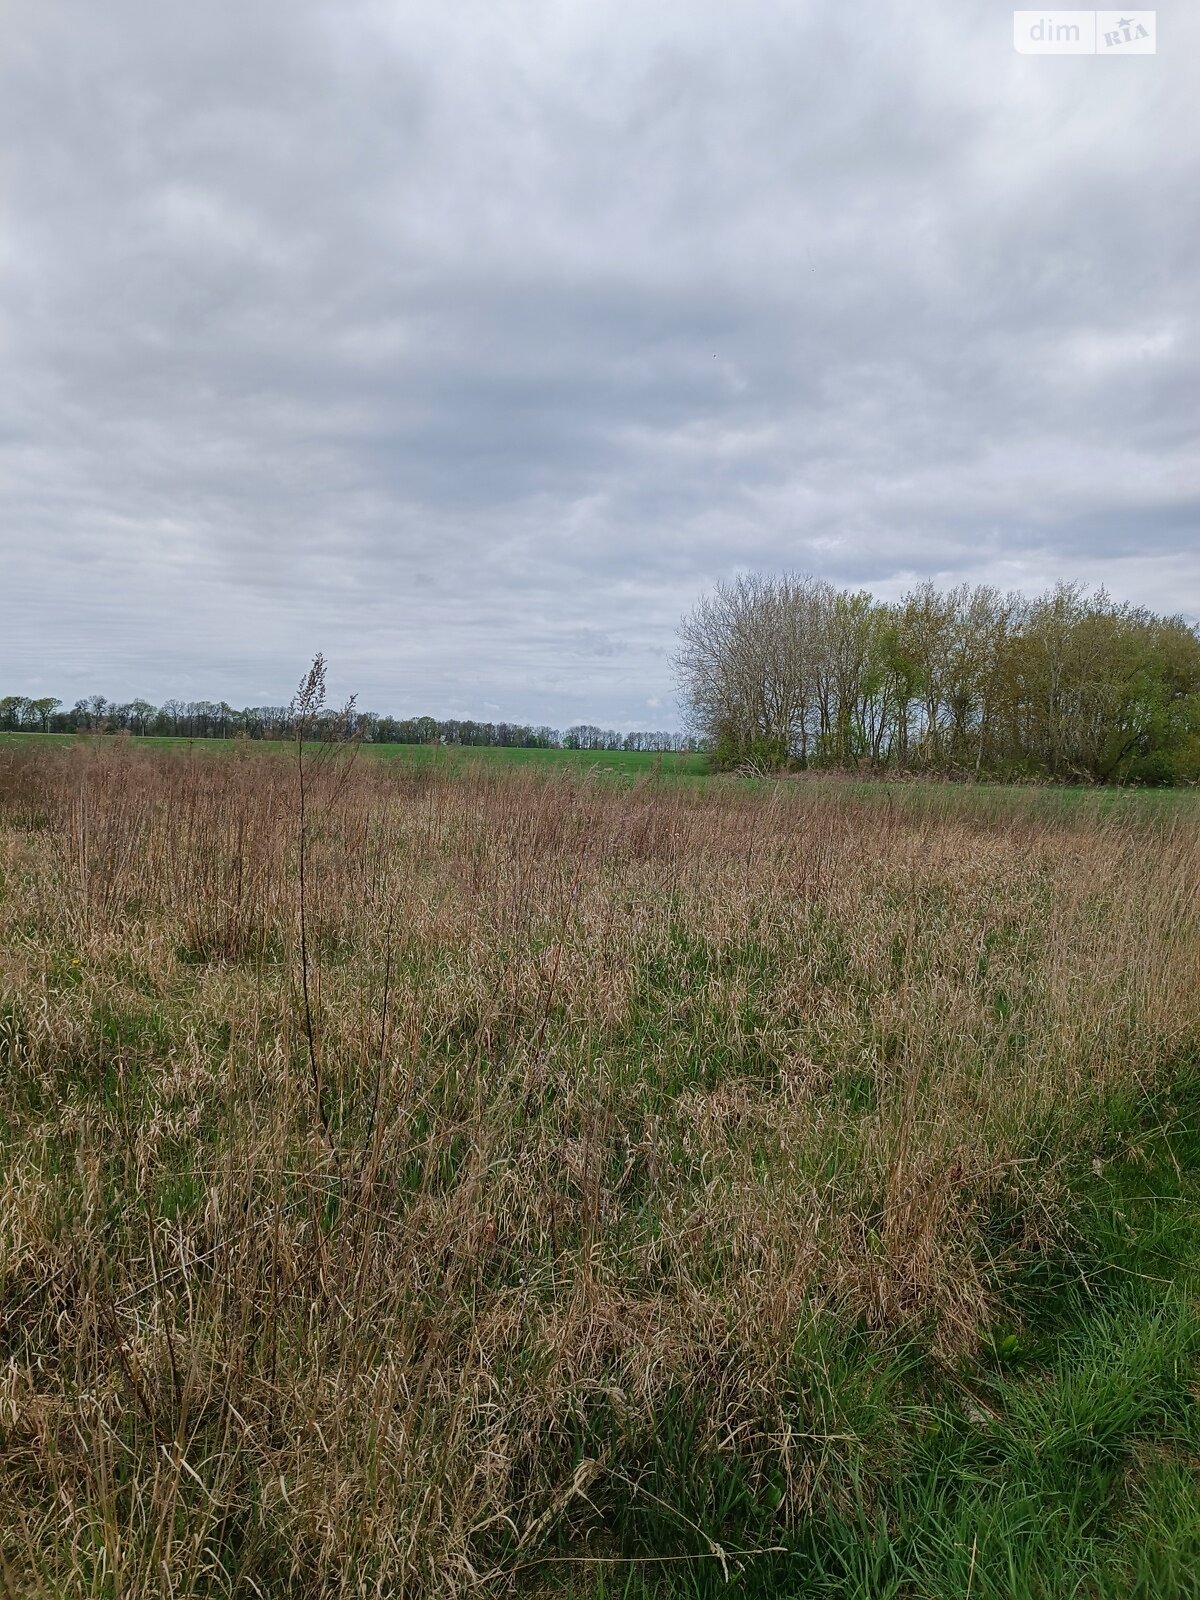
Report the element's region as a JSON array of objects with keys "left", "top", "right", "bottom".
[{"left": 3, "top": 0, "right": 1198, "bottom": 724}]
